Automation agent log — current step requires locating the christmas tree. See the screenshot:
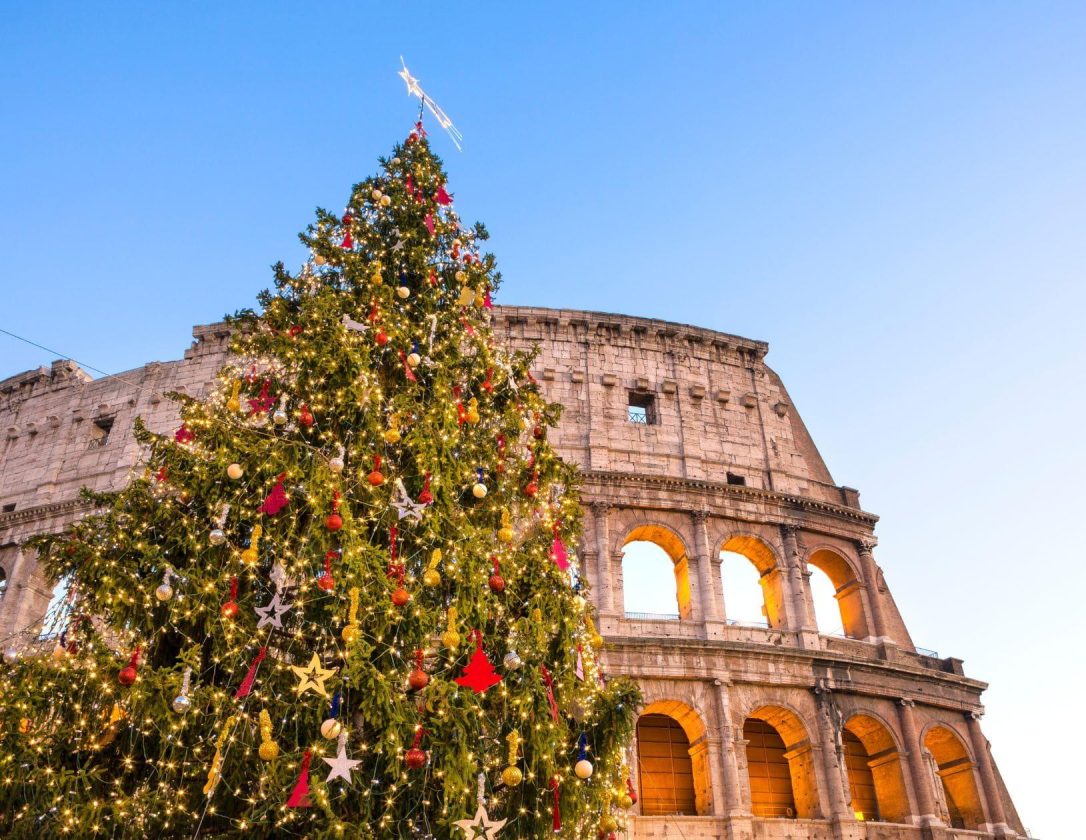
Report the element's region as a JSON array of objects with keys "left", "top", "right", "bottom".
[{"left": 0, "top": 124, "right": 639, "bottom": 839}]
